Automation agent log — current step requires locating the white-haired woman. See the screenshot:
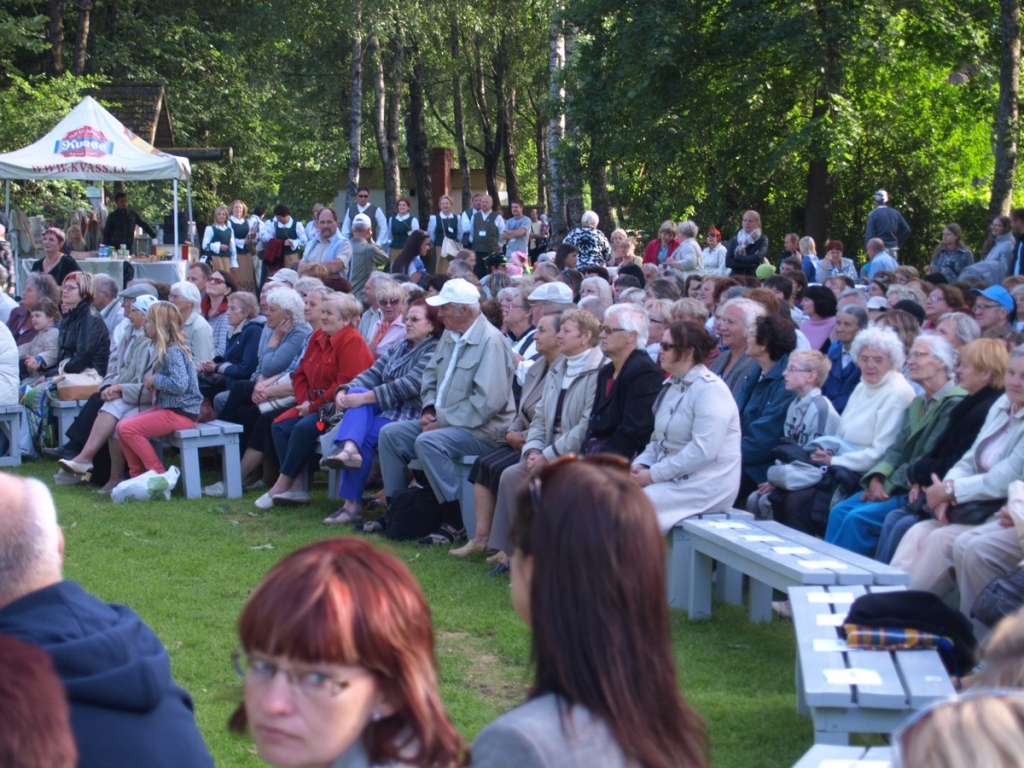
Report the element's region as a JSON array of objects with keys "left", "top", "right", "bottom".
[
  {"left": 665, "top": 220, "right": 704, "bottom": 277},
  {"left": 773, "top": 326, "right": 916, "bottom": 536},
  {"left": 709, "top": 297, "right": 765, "bottom": 394},
  {"left": 563, "top": 210, "right": 612, "bottom": 269},
  {"left": 823, "top": 334, "right": 964, "bottom": 556},
  {"left": 168, "top": 280, "right": 213, "bottom": 363},
  {"left": 580, "top": 275, "right": 613, "bottom": 303}
]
